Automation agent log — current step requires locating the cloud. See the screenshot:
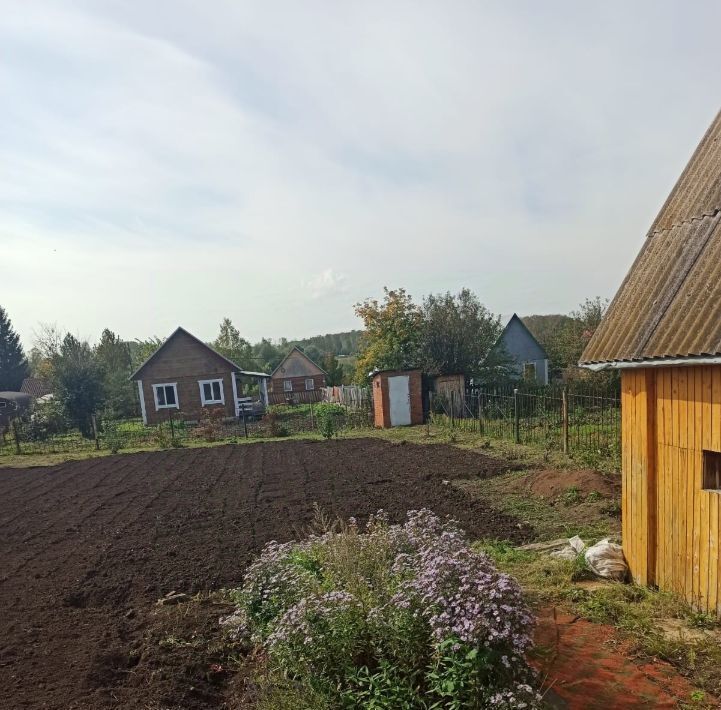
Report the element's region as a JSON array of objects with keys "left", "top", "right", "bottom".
[
  {"left": 304, "top": 269, "right": 350, "bottom": 300},
  {"left": 1, "top": 0, "right": 720, "bottom": 347}
]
